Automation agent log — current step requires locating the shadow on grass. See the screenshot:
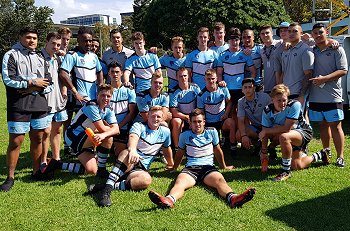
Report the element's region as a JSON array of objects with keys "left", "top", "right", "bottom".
[{"left": 266, "top": 187, "right": 350, "bottom": 231}]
